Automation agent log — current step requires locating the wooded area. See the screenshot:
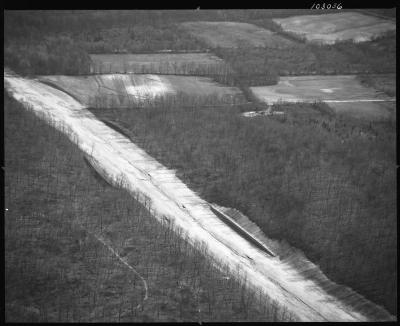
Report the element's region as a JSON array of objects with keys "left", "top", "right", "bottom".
[
  {"left": 4, "top": 9, "right": 397, "bottom": 319},
  {"left": 91, "top": 99, "right": 396, "bottom": 315},
  {"left": 4, "top": 94, "right": 294, "bottom": 322}
]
